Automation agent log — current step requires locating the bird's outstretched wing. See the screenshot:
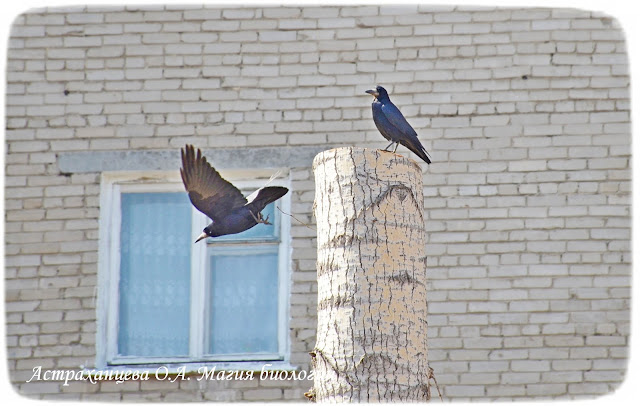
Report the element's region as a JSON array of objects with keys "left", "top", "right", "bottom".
[
  {"left": 180, "top": 144, "right": 247, "bottom": 221},
  {"left": 381, "top": 102, "right": 419, "bottom": 138}
]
